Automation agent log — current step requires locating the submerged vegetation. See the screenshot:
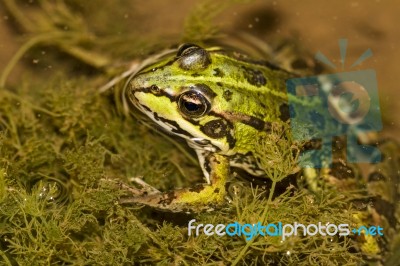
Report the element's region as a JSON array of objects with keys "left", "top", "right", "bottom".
[{"left": 0, "top": 0, "right": 396, "bottom": 264}]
